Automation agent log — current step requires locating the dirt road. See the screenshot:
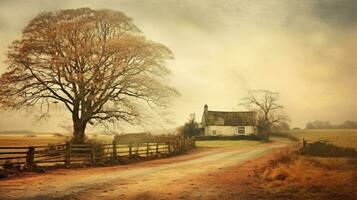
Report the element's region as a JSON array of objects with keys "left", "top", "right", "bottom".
[{"left": 0, "top": 140, "right": 291, "bottom": 200}]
